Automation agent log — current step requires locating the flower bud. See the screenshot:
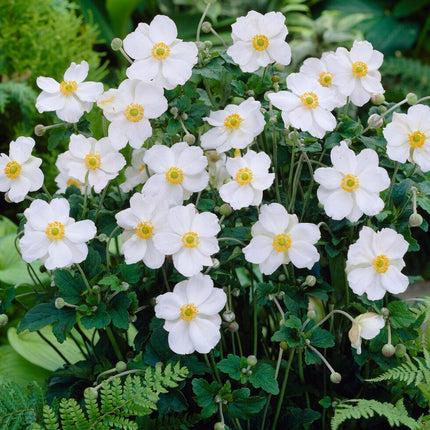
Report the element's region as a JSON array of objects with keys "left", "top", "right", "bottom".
[
  {"left": 395, "top": 344, "right": 407, "bottom": 358},
  {"left": 246, "top": 90, "right": 255, "bottom": 97},
  {"left": 367, "top": 114, "right": 383, "bottom": 129},
  {"left": 274, "top": 63, "right": 285, "bottom": 72},
  {"left": 201, "top": 21, "right": 212, "bottom": 33},
  {"left": 247, "top": 355, "right": 258, "bottom": 367},
  {"left": 228, "top": 321, "right": 239, "bottom": 332},
  {"left": 121, "top": 282, "right": 130, "bottom": 291},
  {"left": 280, "top": 341, "right": 288, "bottom": 350},
  {"left": 97, "top": 233, "right": 108, "bottom": 242},
  {"left": 214, "top": 422, "right": 225, "bottom": 430},
  {"left": 85, "top": 387, "right": 98, "bottom": 399},
  {"left": 271, "top": 75, "right": 280, "bottom": 83},
  {"left": 34, "top": 124, "right": 46, "bottom": 136},
  {"left": 115, "top": 361, "right": 127, "bottom": 372},
  {"left": 219, "top": 203, "right": 233, "bottom": 217},
  {"left": 406, "top": 92, "right": 418, "bottom": 105},
  {"left": 278, "top": 273, "right": 286, "bottom": 282},
  {"left": 181, "top": 112, "right": 188, "bottom": 120},
  {"left": 111, "top": 38, "right": 123, "bottom": 51},
  {"left": 223, "top": 310, "right": 236, "bottom": 322},
  {"left": 378, "top": 105, "right": 387, "bottom": 113},
  {"left": 55, "top": 298, "right": 65, "bottom": 309},
  {"left": 204, "top": 40, "right": 213, "bottom": 49},
  {"left": 382, "top": 344, "right": 396, "bottom": 357},
  {"left": 409, "top": 213, "right": 423, "bottom": 227},
  {"left": 305, "top": 275, "right": 316, "bottom": 287},
  {"left": 371, "top": 94, "right": 385, "bottom": 105},
  {"left": 129, "top": 314, "right": 137, "bottom": 323},
  {"left": 330, "top": 372, "right": 342, "bottom": 384},
  {"left": 207, "top": 150, "right": 220, "bottom": 163},
  {"left": 0, "top": 314, "right": 8, "bottom": 327},
  {"left": 184, "top": 134, "right": 196, "bottom": 145},
  {"left": 231, "top": 97, "right": 245, "bottom": 105},
  {"left": 195, "top": 41, "right": 205, "bottom": 51},
  {"left": 380, "top": 307, "right": 390, "bottom": 317},
  {"left": 169, "top": 107, "right": 179, "bottom": 117},
  {"left": 232, "top": 288, "right": 240, "bottom": 297}
]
